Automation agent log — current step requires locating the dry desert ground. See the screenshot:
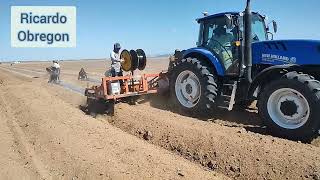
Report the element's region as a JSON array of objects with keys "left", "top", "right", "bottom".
[{"left": 0, "top": 58, "right": 319, "bottom": 180}]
